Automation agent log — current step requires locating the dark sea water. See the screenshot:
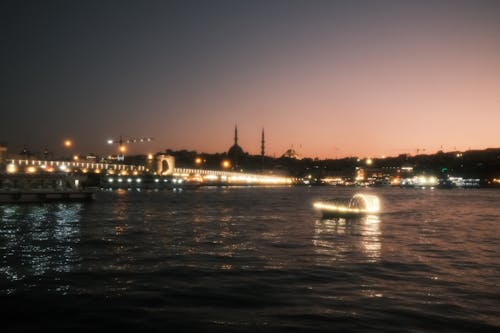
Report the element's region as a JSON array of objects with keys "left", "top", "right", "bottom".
[{"left": 1, "top": 186, "right": 499, "bottom": 332}]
